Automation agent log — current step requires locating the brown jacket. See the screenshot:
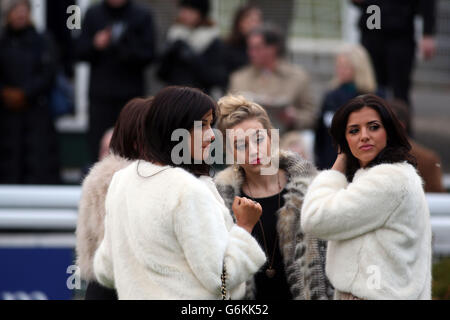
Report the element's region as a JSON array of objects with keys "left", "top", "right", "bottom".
[
  {"left": 410, "top": 140, "right": 445, "bottom": 193},
  {"left": 229, "top": 60, "right": 317, "bottom": 132}
]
